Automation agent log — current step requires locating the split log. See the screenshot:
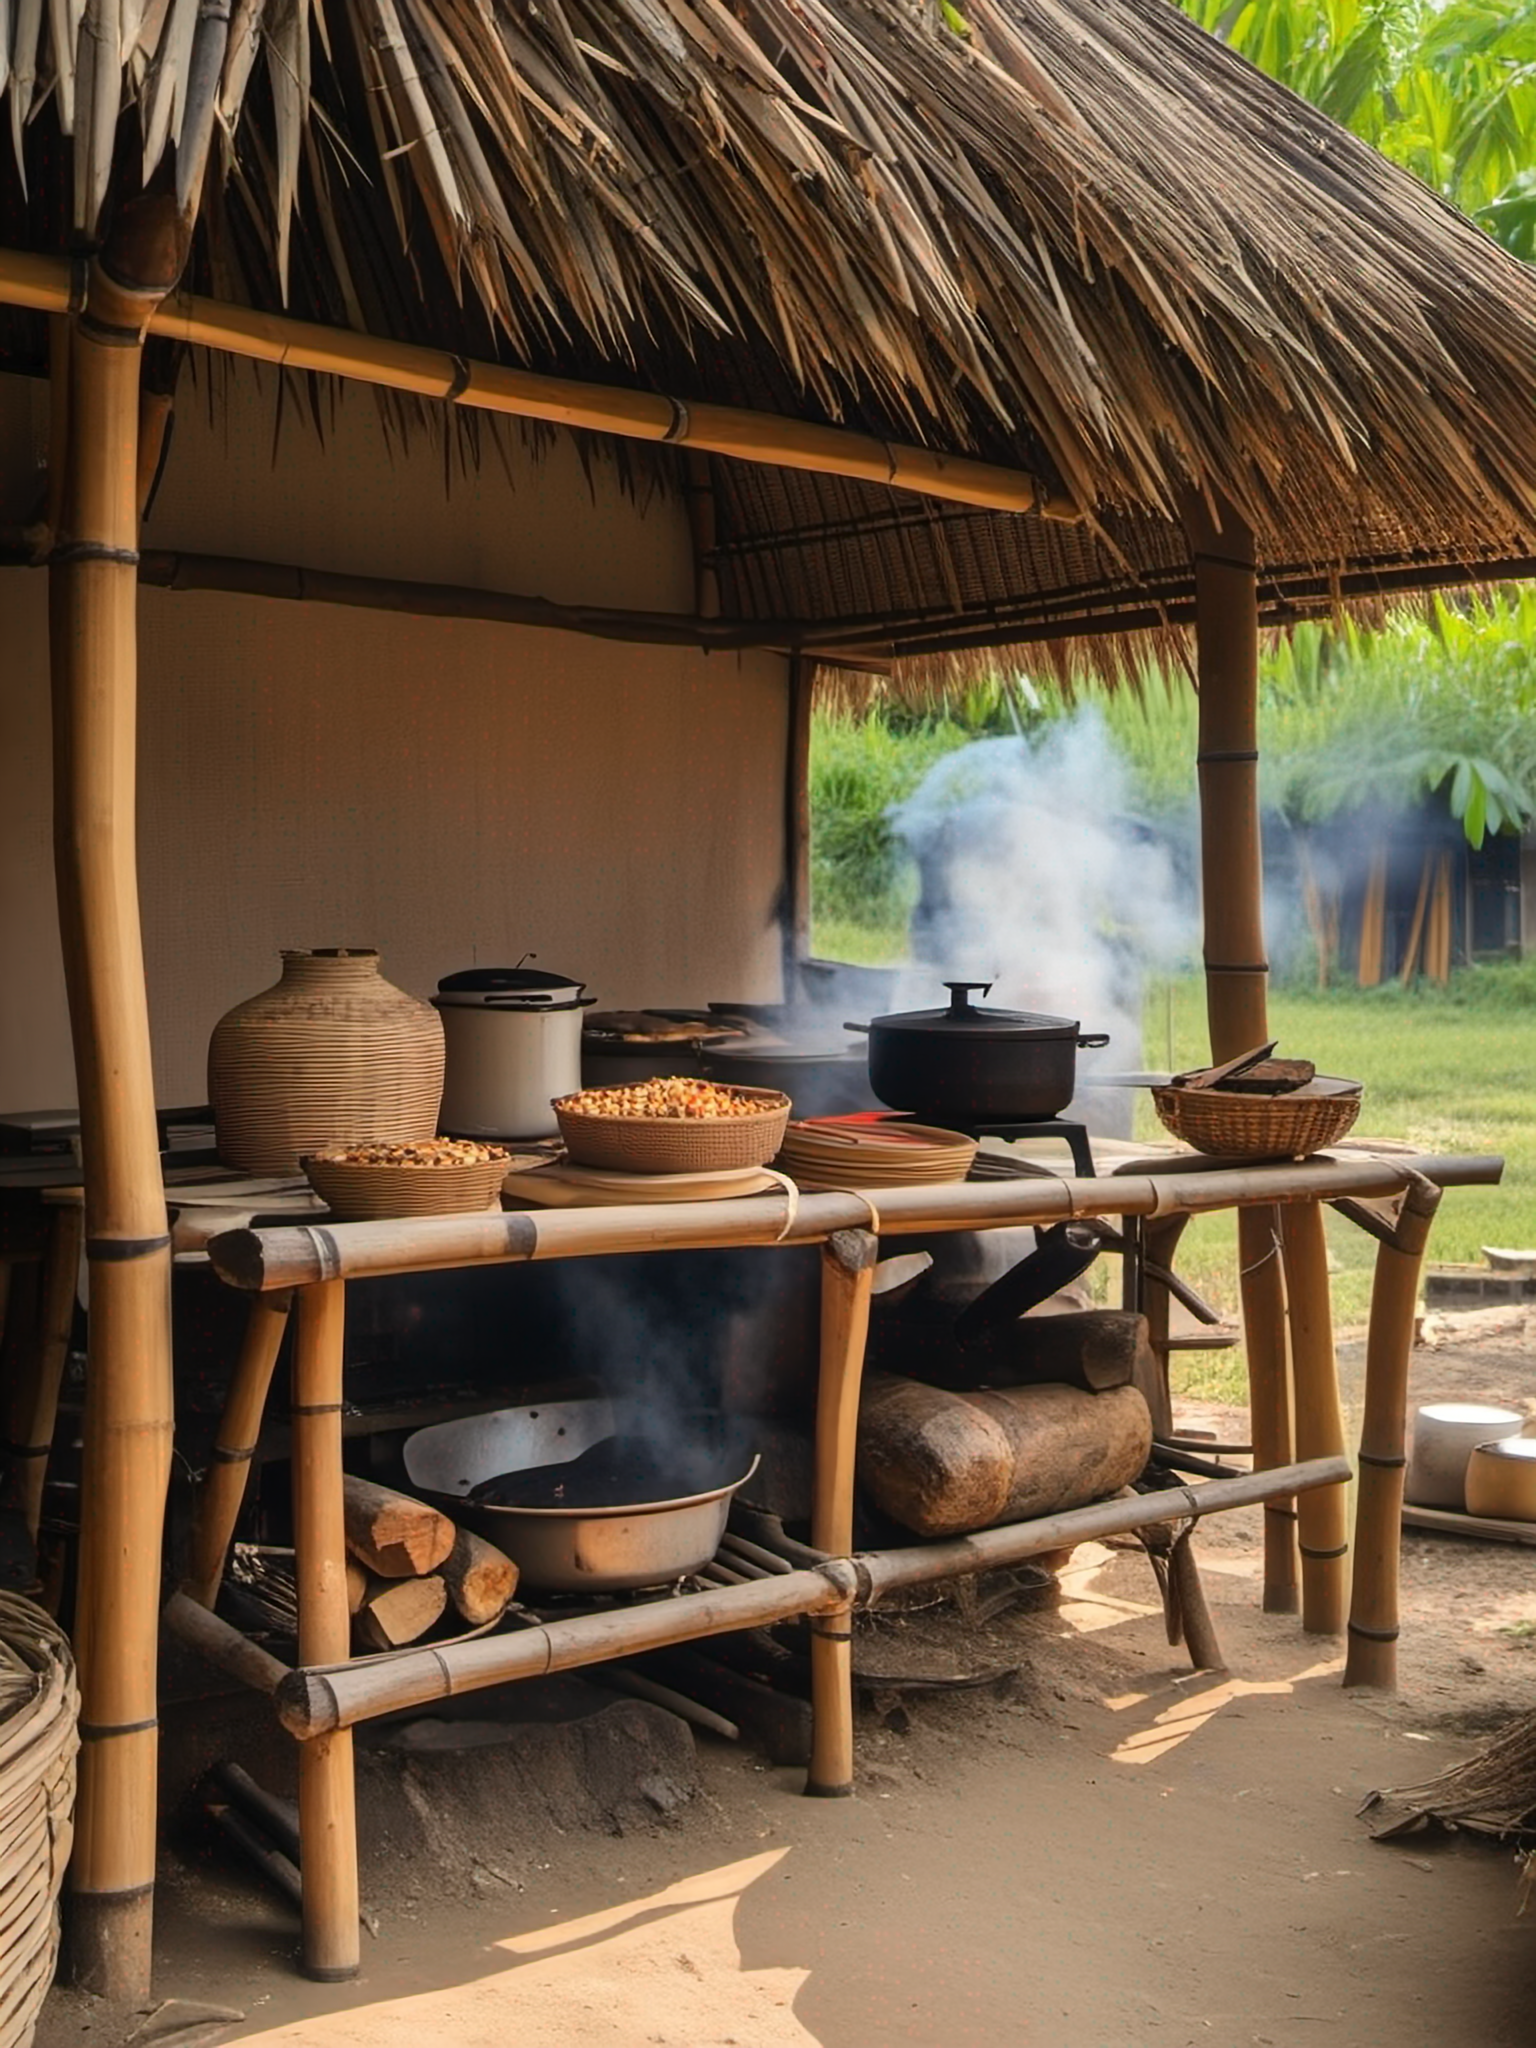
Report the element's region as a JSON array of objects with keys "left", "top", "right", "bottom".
[
  {"left": 992, "top": 1310, "right": 1153, "bottom": 1393},
  {"left": 440, "top": 1528, "right": 519, "bottom": 1625},
  {"left": 345, "top": 1559, "right": 368, "bottom": 1615},
  {"left": 341, "top": 1475, "right": 454, "bottom": 1578},
  {"left": 352, "top": 1573, "right": 448, "bottom": 1652},
  {"left": 857, "top": 1374, "right": 1152, "bottom": 1540}
]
